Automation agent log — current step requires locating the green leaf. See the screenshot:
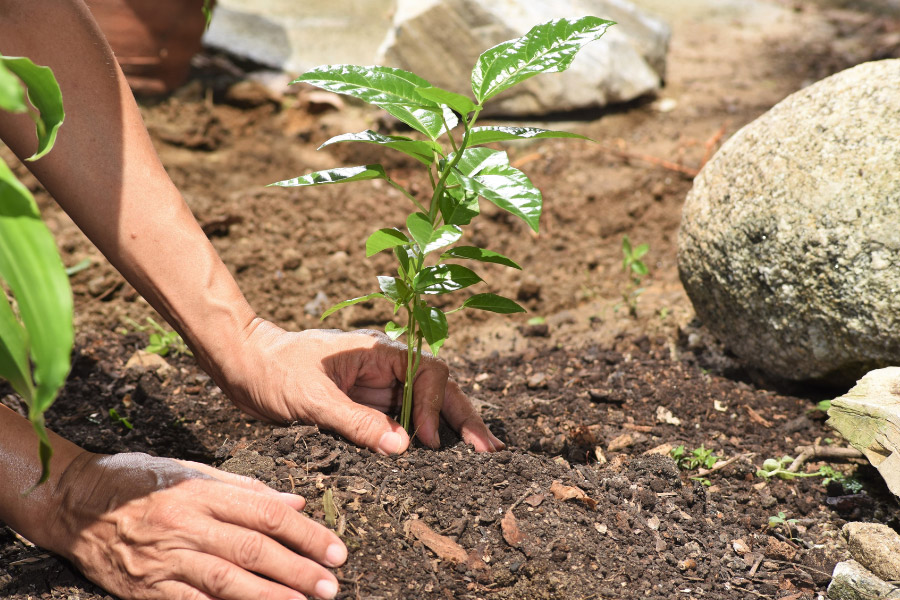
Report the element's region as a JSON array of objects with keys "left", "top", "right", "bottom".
[
  {"left": 631, "top": 261, "right": 649, "bottom": 276},
  {"left": 633, "top": 243, "right": 649, "bottom": 259},
  {"left": 319, "top": 130, "right": 440, "bottom": 165},
  {"left": 0, "top": 61, "right": 27, "bottom": 113},
  {"left": 384, "top": 321, "right": 407, "bottom": 341},
  {"left": 440, "top": 188, "right": 480, "bottom": 226},
  {"left": 406, "top": 212, "right": 435, "bottom": 253},
  {"left": 0, "top": 289, "right": 33, "bottom": 401},
  {"left": 453, "top": 147, "right": 509, "bottom": 177},
  {"left": 416, "top": 86, "right": 477, "bottom": 117},
  {"left": 424, "top": 225, "right": 463, "bottom": 254},
  {"left": 378, "top": 276, "right": 411, "bottom": 303},
  {"left": 451, "top": 164, "right": 542, "bottom": 232},
  {"left": 0, "top": 160, "right": 73, "bottom": 484},
  {"left": 366, "top": 228, "right": 410, "bottom": 257},
  {"left": 394, "top": 245, "right": 413, "bottom": 278},
  {"left": 269, "top": 165, "right": 388, "bottom": 188},
  {"left": 321, "top": 292, "right": 386, "bottom": 319},
  {"left": 471, "top": 16, "right": 615, "bottom": 104},
  {"left": 414, "top": 304, "right": 448, "bottom": 356},
  {"left": 414, "top": 265, "right": 482, "bottom": 295},
  {"left": 440, "top": 246, "right": 522, "bottom": 269},
  {"left": 461, "top": 293, "right": 526, "bottom": 314},
  {"left": 468, "top": 126, "right": 591, "bottom": 146},
  {"left": 0, "top": 56, "right": 65, "bottom": 160},
  {"left": 294, "top": 65, "right": 448, "bottom": 139}
]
